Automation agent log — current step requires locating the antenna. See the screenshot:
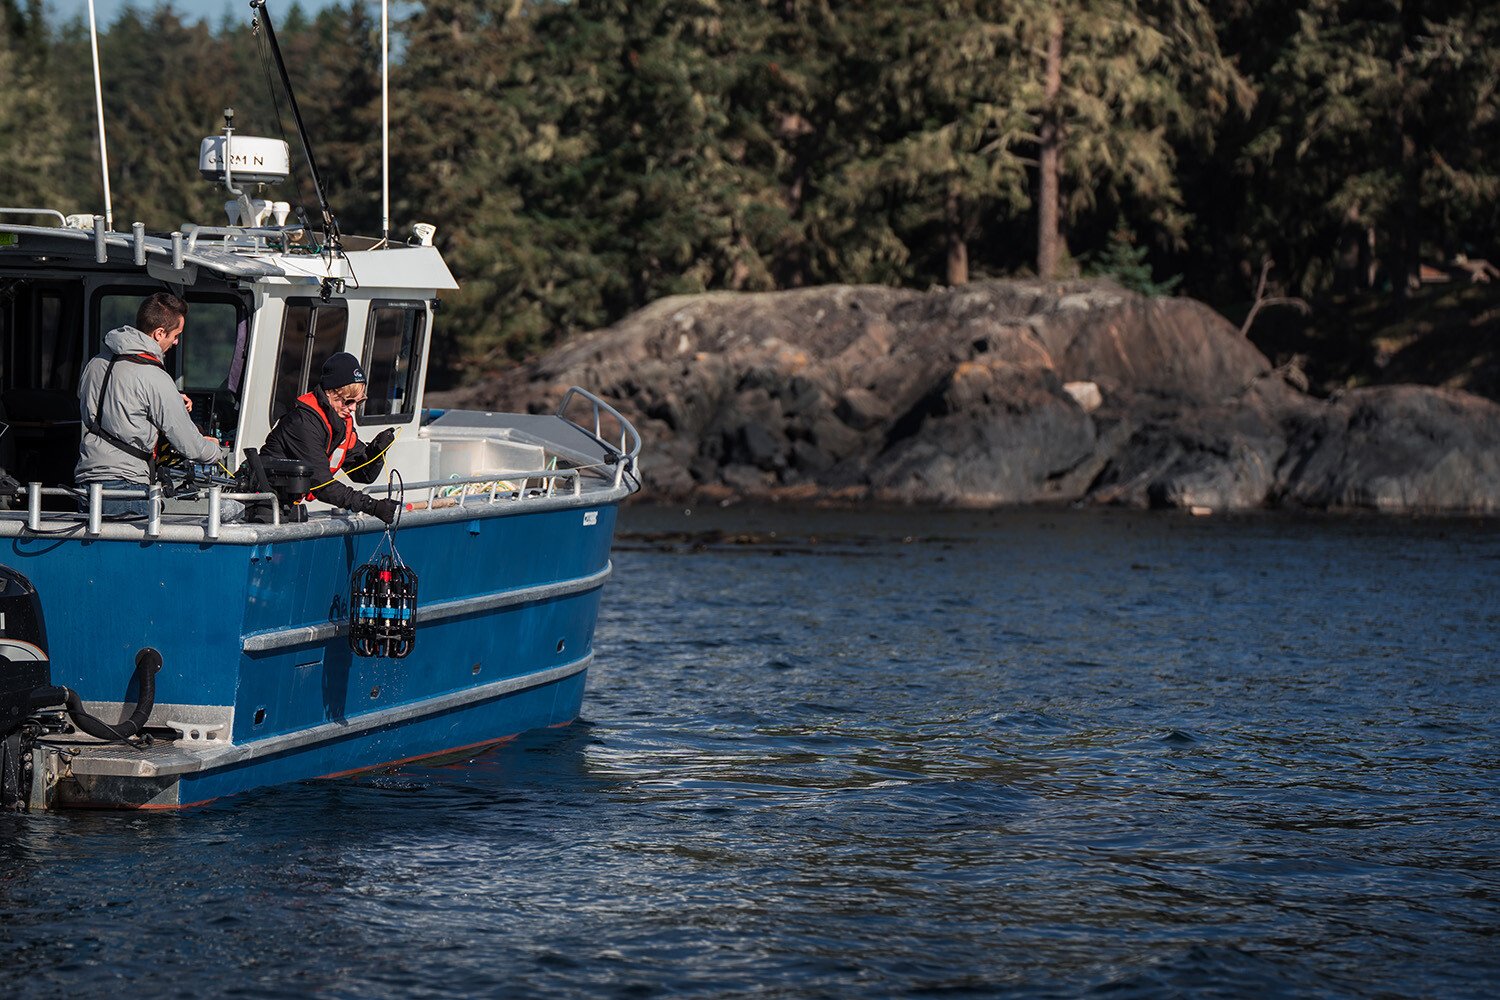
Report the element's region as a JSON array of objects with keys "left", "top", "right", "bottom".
[
  {"left": 381, "top": 0, "right": 391, "bottom": 244},
  {"left": 86, "top": 0, "right": 113, "bottom": 230},
  {"left": 249, "top": 0, "right": 341, "bottom": 252}
]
